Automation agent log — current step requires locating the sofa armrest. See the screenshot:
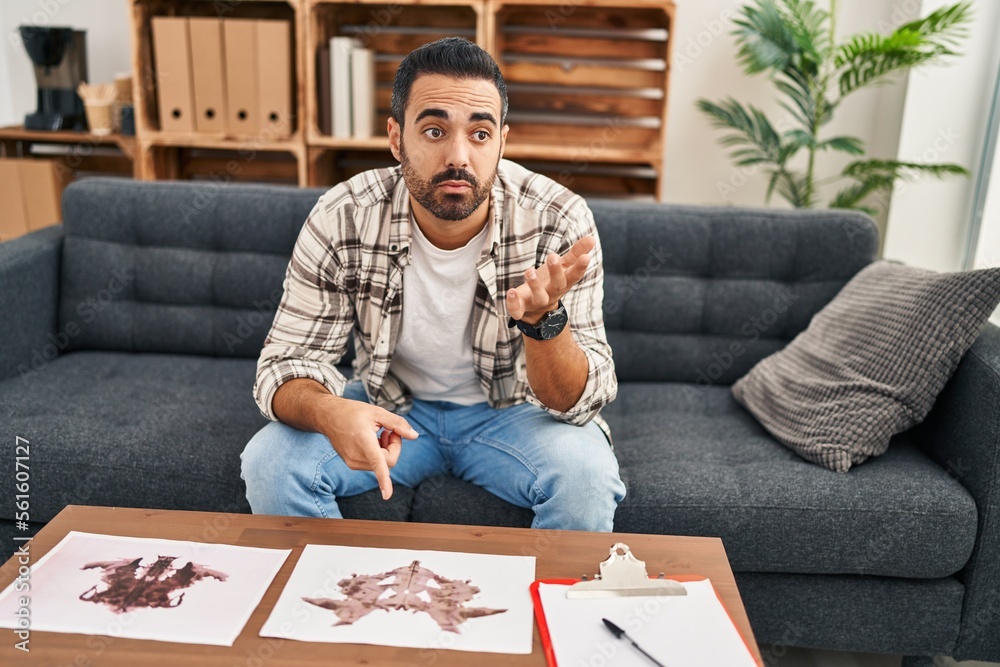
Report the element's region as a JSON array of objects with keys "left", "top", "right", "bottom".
[
  {"left": 910, "top": 323, "right": 1000, "bottom": 660},
  {"left": 0, "top": 226, "right": 63, "bottom": 383}
]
